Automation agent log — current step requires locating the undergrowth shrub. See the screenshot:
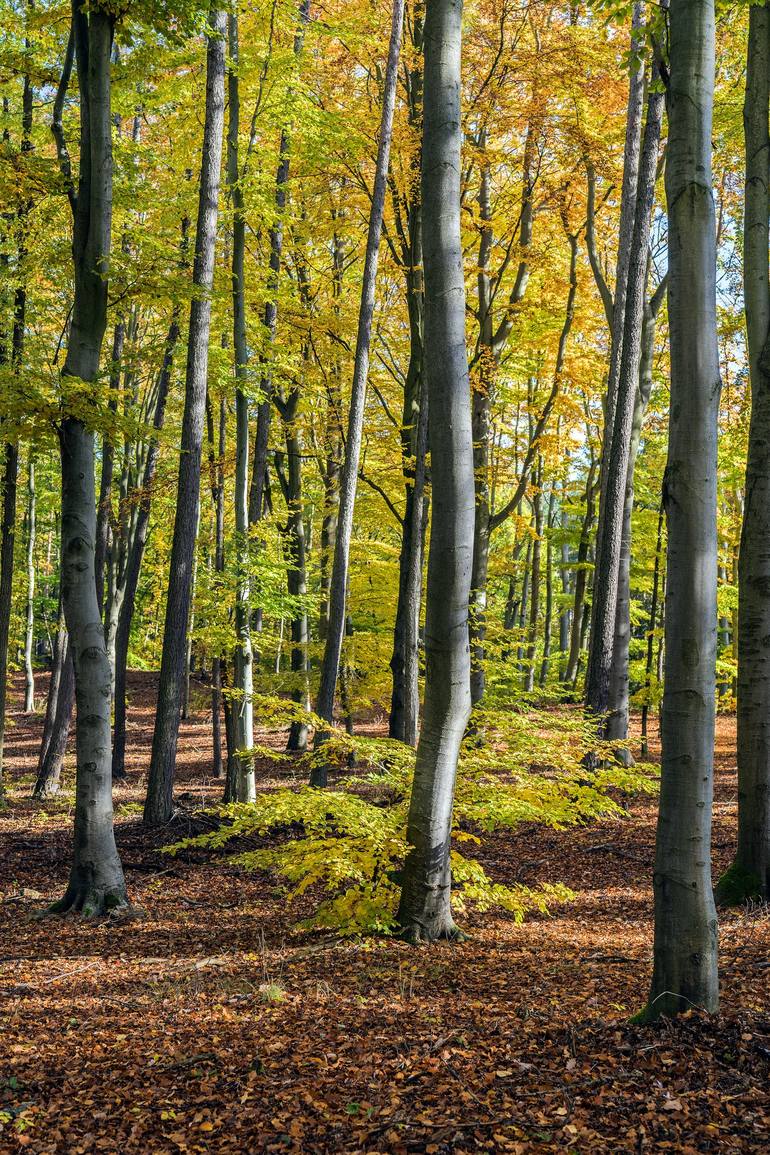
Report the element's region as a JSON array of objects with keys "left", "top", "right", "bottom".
[{"left": 166, "top": 697, "right": 659, "bottom": 936}]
